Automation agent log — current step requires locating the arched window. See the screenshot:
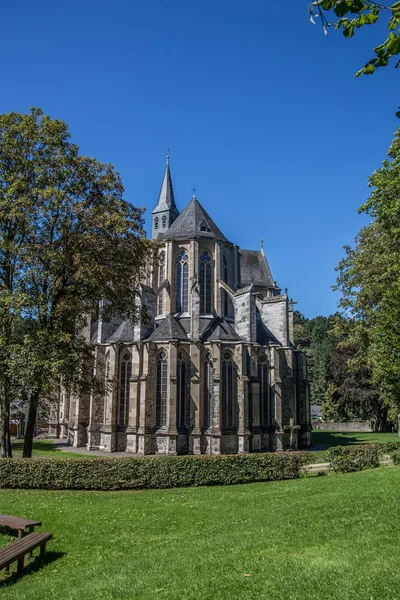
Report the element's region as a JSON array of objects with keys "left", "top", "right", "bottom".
[
  {"left": 158, "top": 252, "right": 165, "bottom": 315},
  {"left": 222, "top": 350, "right": 237, "bottom": 429},
  {"left": 119, "top": 352, "right": 132, "bottom": 426},
  {"left": 176, "top": 250, "right": 189, "bottom": 312},
  {"left": 162, "top": 215, "right": 167, "bottom": 228},
  {"left": 223, "top": 254, "right": 229, "bottom": 316},
  {"left": 105, "top": 353, "right": 110, "bottom": 379},
  {"left": 203, "top": 352, "right": 213, "bottom": 429},
  {"left": 258, "top": 355, "right": 269, "bottom": 427},
  {"left": 154, "top": 217, "right": 159, "bottom": 230},
  {"left": 156, "top": 351, "right": 168, "bottom": 427},
  {"left": 177, "top": 352, "right": 189, "bottom": 430},
  {"left": 199, "top": 250, "right": 212, "bottom": 313}
]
